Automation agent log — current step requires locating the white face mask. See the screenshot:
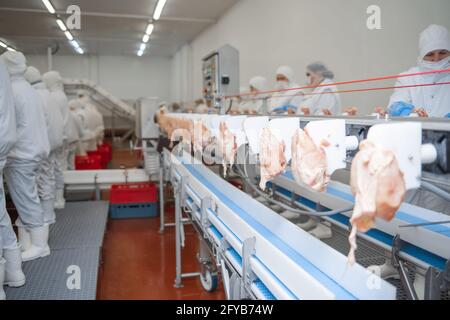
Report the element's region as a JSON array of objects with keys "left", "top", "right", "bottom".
[
  {"left": 275, "top": 80, "right": 289, "bottom": 90},
  {"left": 419, "top": 56, "right": 450, "bottom": 71}
]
